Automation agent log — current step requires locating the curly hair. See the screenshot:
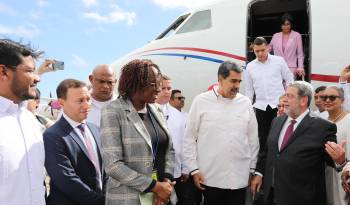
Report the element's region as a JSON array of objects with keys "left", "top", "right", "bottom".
[{"left": 118, "top": 59, "right": 161, "bottom": 99}]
